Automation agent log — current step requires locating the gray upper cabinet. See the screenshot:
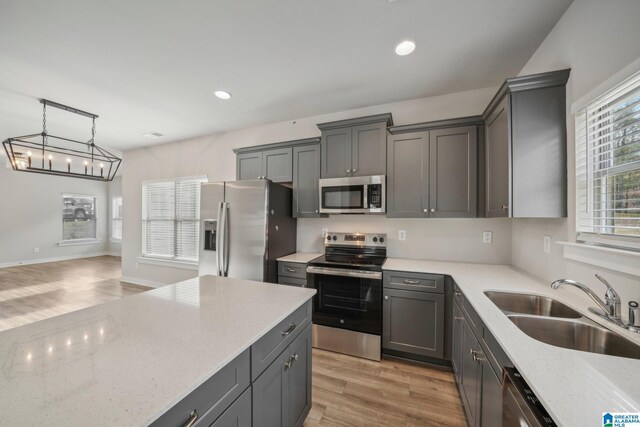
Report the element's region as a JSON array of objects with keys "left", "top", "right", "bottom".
[
  {"left": 318, "top": 113, "right": 392, "bottom": 178},
  {"left": 482, "top": 69, "right": 570, "bottom": 218},
  {"left": 237, "top": 151, "right": 264, "bottom": 181},
  {"left": 263, "top": 147, "right": 293, "bottom": 182},
  {"left": 387, "top": 120, "right": 480, "bottom": 218},
  {"left": 293, "top": 144, "right": 322, "bottom": 217},
  {"left": 429, "top": 126, "right": 478, "bottom": 218}
]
